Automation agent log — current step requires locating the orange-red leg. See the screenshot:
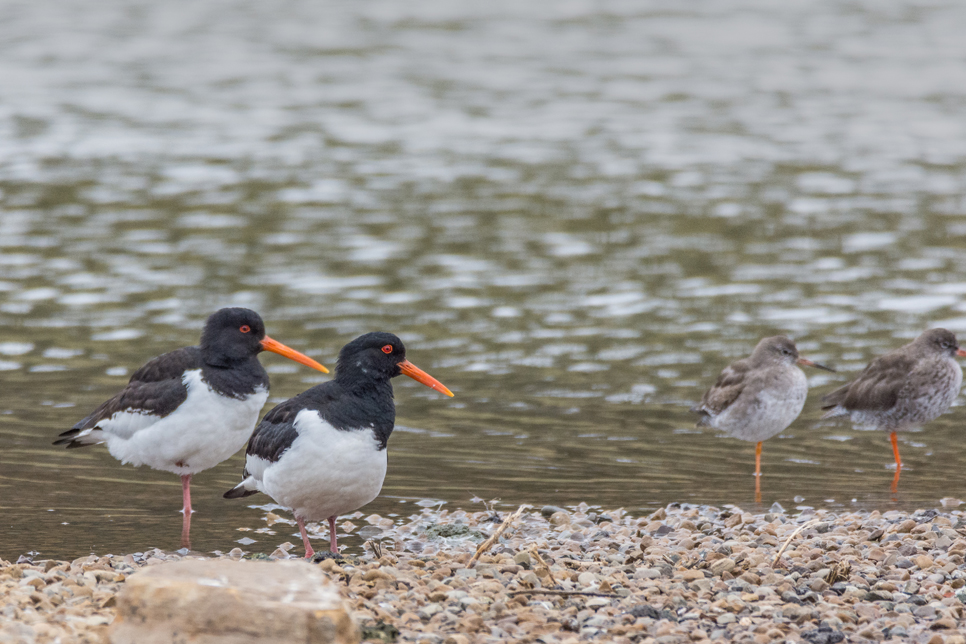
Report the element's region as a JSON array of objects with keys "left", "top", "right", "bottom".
[
  {"left": 890, "top": 431, "right": 902, "bottom": 493},
  {"left": 754, "top": 441, "right": 762, "bottom": 503}
]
